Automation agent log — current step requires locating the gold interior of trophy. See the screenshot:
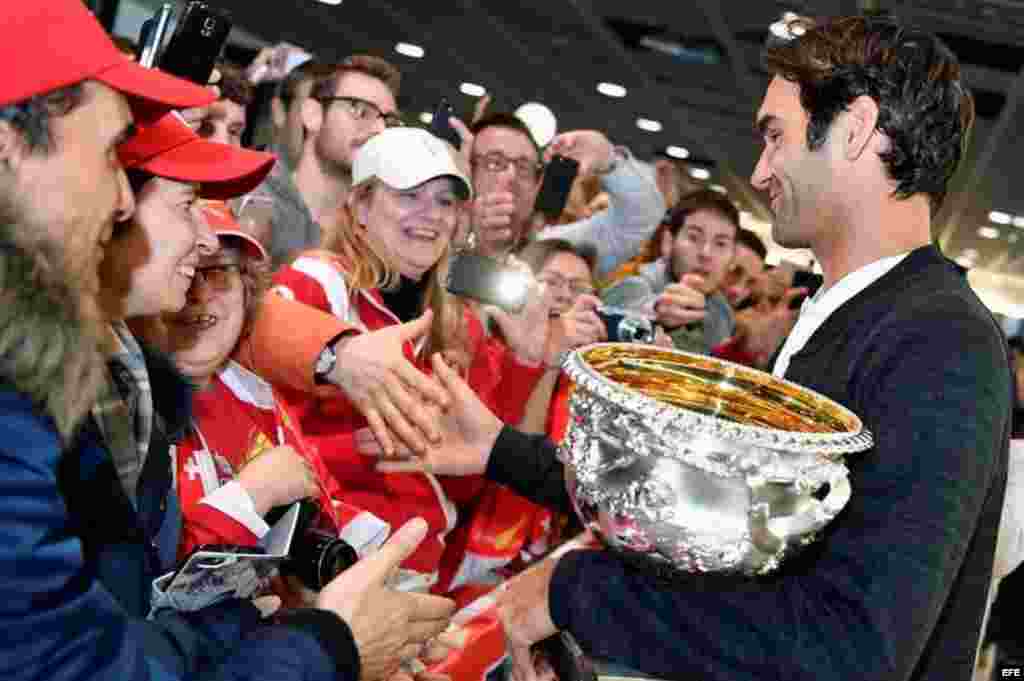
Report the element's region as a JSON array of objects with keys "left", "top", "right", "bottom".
[{"left": 581, "top": 345, "right": 858, "bottom": 433}]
